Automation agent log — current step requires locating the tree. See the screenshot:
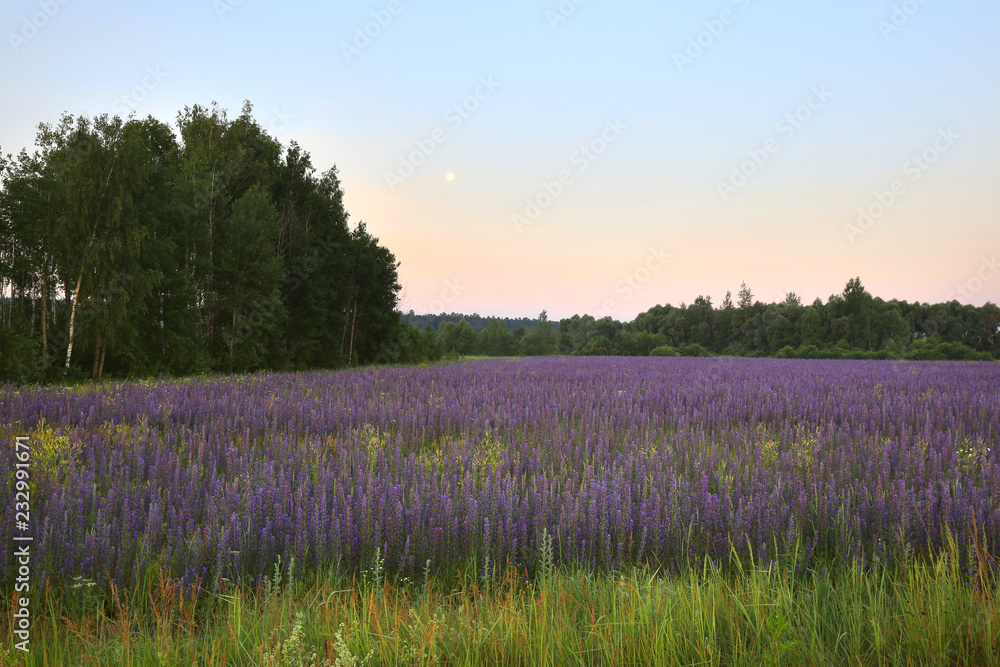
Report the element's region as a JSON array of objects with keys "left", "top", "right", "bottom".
[
  {"left": 78, "top": 116, "right": 184, "bottom": 378},
  {"left": 477, "top": 317, "right": 513, "bottom": 356},
  {"left": 871, "top": 301, "right": 911, "bottom": 351},
  {"left": 613, "top": 330, "right": 668, "bottom": 356},
  {"left": 341, "top": 222, "right": 402, "bottom": 364},
  {"left": 214, "top": 185, "right": 284, "bottom": 371},
  {"left": 28, "top": 114, "right": 153, "bottom": 375},
  {"left": 0, "top": 102, "right": 410, "bottom": 380},
  {"left": 841, "top": 277, "right": 874, "bottom": 349},
  {"left": 559, "top": 314, "right": 598, "bottom": 354},
  {"left": 764, "top": 306, "right": 795, "bottom": 352},
  {"left": 594, "top": 316, "right": 620, "bottom": 342},
  {"left": 275, "top": 162, "right": 352, "bottom": 369},
  {"left": 581, "top": 335, "right": 614, "bottom": 355},
  {"left": 422, "top": 324, "right": 442, "bottom": 361},
  {"left": 0, "top": 148, "right": 58, "bottom": 365},
  {"left": 524, "top": 310, "right": 556, "bottom": 355},
  {"left": 688, "top": 296, "right": 713, "bottom": 347},
  {"left": 438, "top": 319, "right": 474, "bottom": 355},
  {"left": 796, "top": 305, "right": 824, "bottom": 345},
  {"left": 737, "top": 282, "right": 754, "bottom": 309},
  {"left": 729, "top": 282, "right": 757, "bottom": 353}
]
